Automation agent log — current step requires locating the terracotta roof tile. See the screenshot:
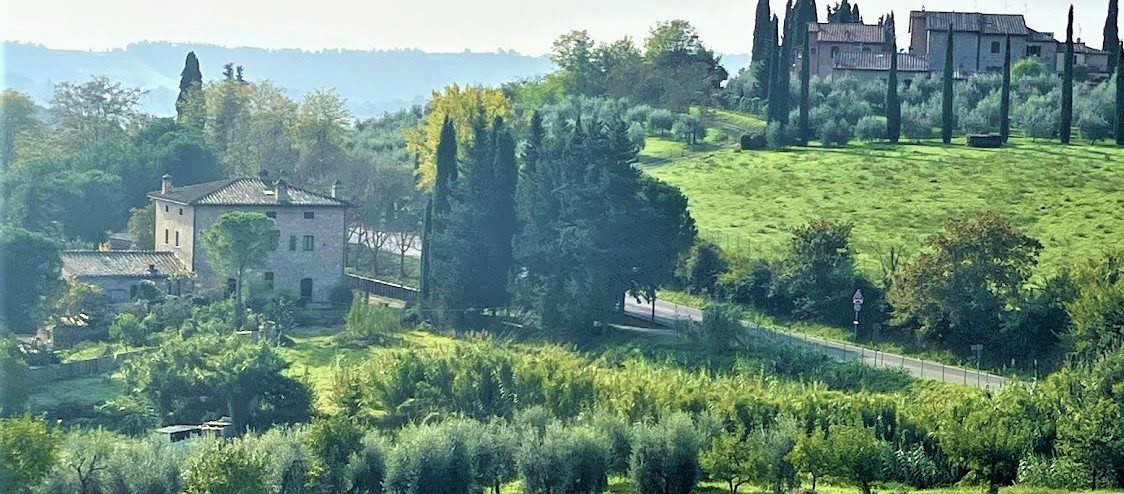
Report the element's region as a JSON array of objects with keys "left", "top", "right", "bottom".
[
  {"left": 835, "top": 52, "right": 931, "bottom": 72},
  {"left": 809, "top": 23, "right": 888, "bottom": 44},
  {"left": 61, "top": 251, "right": 185, "bottom": 278},
  {"left": 911, "top": 11, "right": 1028, "bottom": 35},
  {"left": 148, "top": 178, "right": 348, "bottom": 207}
]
